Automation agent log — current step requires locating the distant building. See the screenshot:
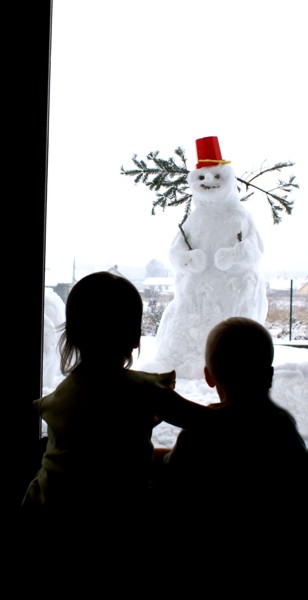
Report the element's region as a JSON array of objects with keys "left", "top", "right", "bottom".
[
  {"left": 298, "top": 279, "right": 308, "bottom": 296},
  {"left": 107, "top": 264, "right": 125, "bottom": 277},
  {"left": 142, "top": 276, "right": 174, "bottom": 301},
  {"left": 268, "top": 277, "right": 308, "bottom": 292}
]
